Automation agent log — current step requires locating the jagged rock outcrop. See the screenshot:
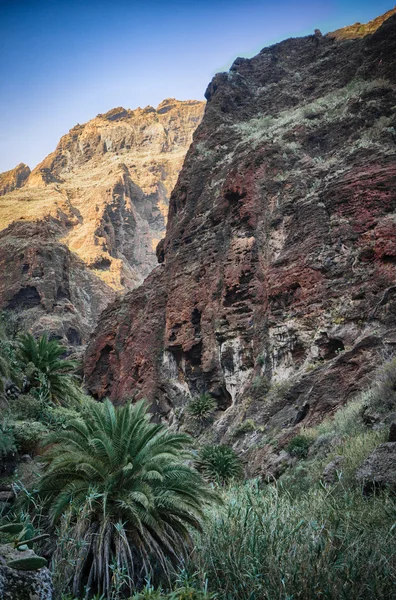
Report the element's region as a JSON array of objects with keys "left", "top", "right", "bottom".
[
  {"left": 0, "top": 99, "right": 204, "bottom": 343},
  {"left": 356, "top": 442, "right": 396, "bottom": 493},
  {"left": 85, "top": 11, "right": 396, "bottom": 460},
  {"left": 0, "top": 164, "right": 30, "bottom": 196}
]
